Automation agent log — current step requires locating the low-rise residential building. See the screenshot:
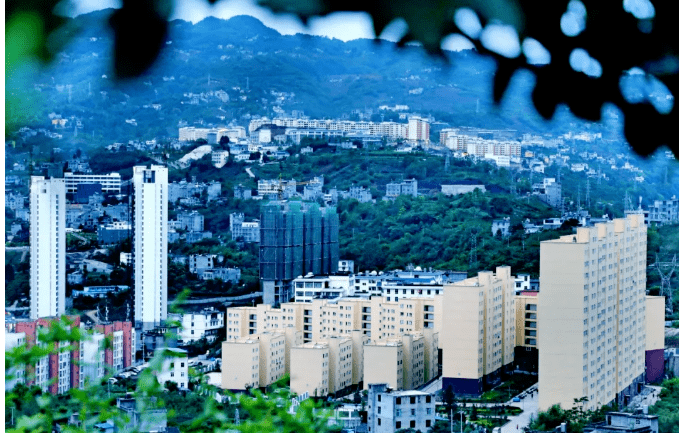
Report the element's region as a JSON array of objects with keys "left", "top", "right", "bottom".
[
  {"left": 367, "top": 384, "right": 435, "bottom": 433},
  {"left": 189, "top": 254, "right": 217, "bottom": 274},
  {"left": 200, "top": 267, "right": 241, "bottom": 283},
  {"left": 492, "top": 217, "right": 511, "bottom": 237},
  {"left": 97, "top": 221, "right": 131, "bottom": 244},
  {"left": 230, "top": 213, "right": 261, "bottom": 243},
  {"left": 178, "top": 211, "right": 204, "bottom": 232},
  {"left": 168, "top": 307, "right": 224, "bottom": 343},
  {"left": 385, "top": 179, "right": 418, "bottom": 198},
  {"left": 157, "top": 348, "right": 189, "bottom": 390},
  {"left": 292, "top": 274, "right": 356, "bottom": 302}
]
